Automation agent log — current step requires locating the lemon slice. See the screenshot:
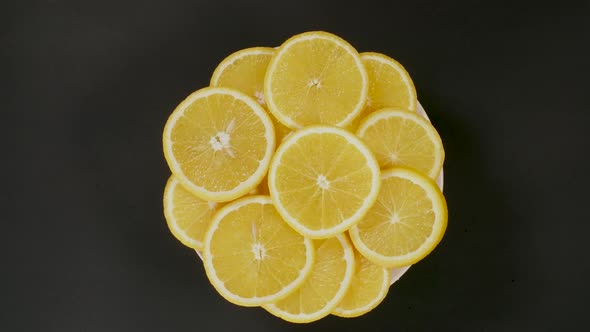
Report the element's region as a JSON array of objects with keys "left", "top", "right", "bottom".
[
  {"left": 361, "top": 52, "right": 416, "bottom": 113},
  {"left": 269, "top": 126, "right": 381, "bottom": 239},
  {"left": 357, "top": 108, "right": 445, "bottom": 179},
  {"left": 332, "top": 251, "right": 390, "bottom": 318},
  {"left": 163, "top": 176, "right": 224, "bottom": 250},
  {"left": 349, "top": 168, "right": 448, "bottom": 268},
  {"left": 263, "top": 234, "right": 355, "bottom": 323},
  {"left": 162, "top": 87, "right": 275, "bottom": 202},
  {"left": 264, "top": 31, "right": 368, "bottom": 128},
  {"left": 348, "top": 52, "right": 417, "bottom": 130},
  {"left": 210, "top": 47, "right": 291, "bottom": 142},
  {"left": 203, "top": 196, "right": 314, "bottom": 306}
]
